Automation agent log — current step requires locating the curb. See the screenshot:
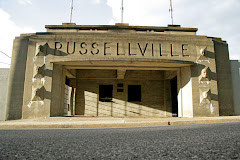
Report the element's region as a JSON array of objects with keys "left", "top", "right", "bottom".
[
  {"left": 1, "top": 118, "right": 240, "bottom": 129},
  {"left": 0, "top": 122, "right": 169, "bottom": 129}
]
